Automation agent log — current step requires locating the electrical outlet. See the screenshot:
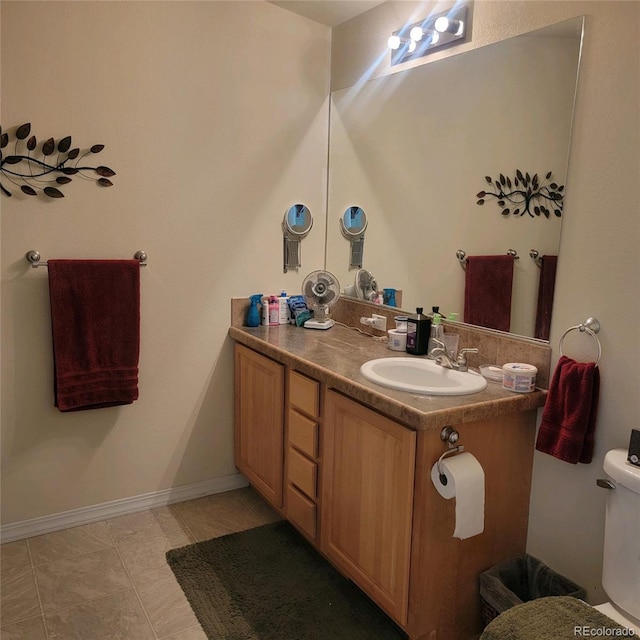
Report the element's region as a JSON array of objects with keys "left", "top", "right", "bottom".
[
  {"left": 372, "top": 314, "right": 387, "bottom": 331},
  {"left": 360, "top": 315, "right": 388, "bottom": 331}
]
